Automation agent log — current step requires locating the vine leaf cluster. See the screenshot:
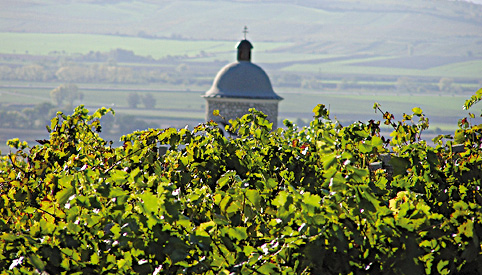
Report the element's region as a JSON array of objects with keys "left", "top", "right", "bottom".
[{"left": 0, "top": 89, "right": 482, "bottom": 274}]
